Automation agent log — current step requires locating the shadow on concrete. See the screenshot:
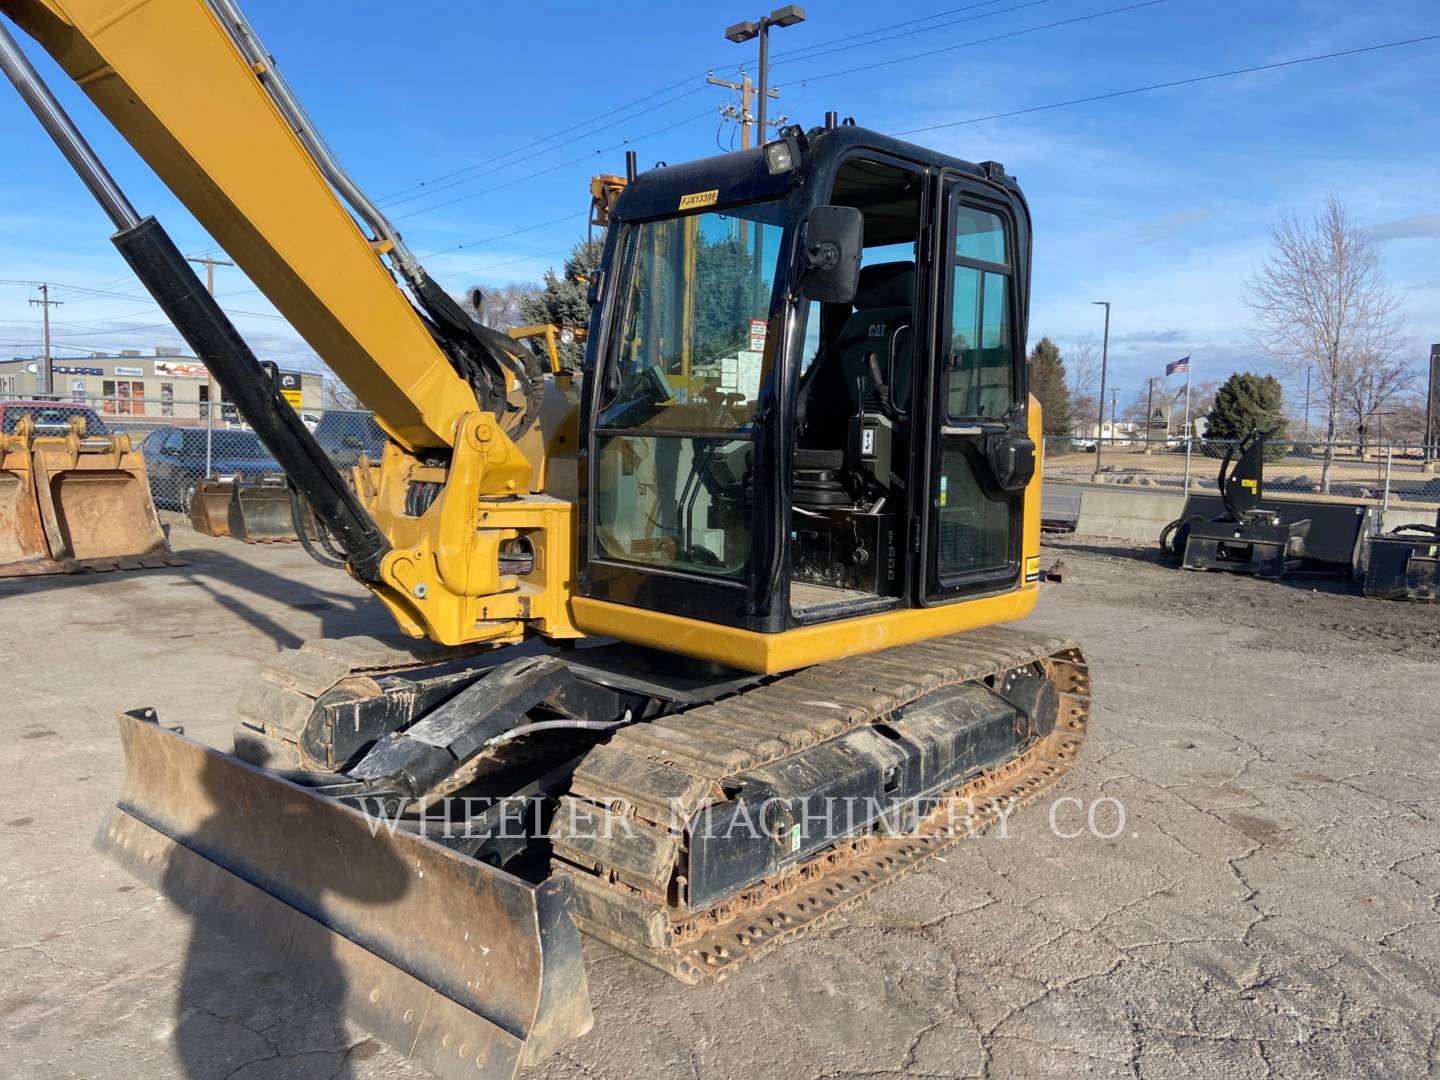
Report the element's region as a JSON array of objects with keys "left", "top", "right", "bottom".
[
  {"left": 0, "top": 540, "right": 391, "bottom": 650},
  {"left": 165, "top": 749, "right": 408, "bottom": 1077}
]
